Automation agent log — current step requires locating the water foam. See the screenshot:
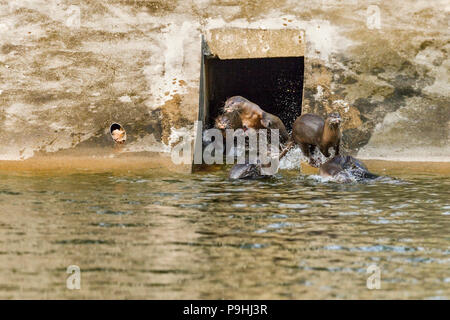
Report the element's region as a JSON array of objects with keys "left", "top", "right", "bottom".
[
  {"left": 279, "top": 146, "right": 302, "bottom": 170},
  {"left": 279, "top": 145, "right": 333, "bottom": 170}
]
